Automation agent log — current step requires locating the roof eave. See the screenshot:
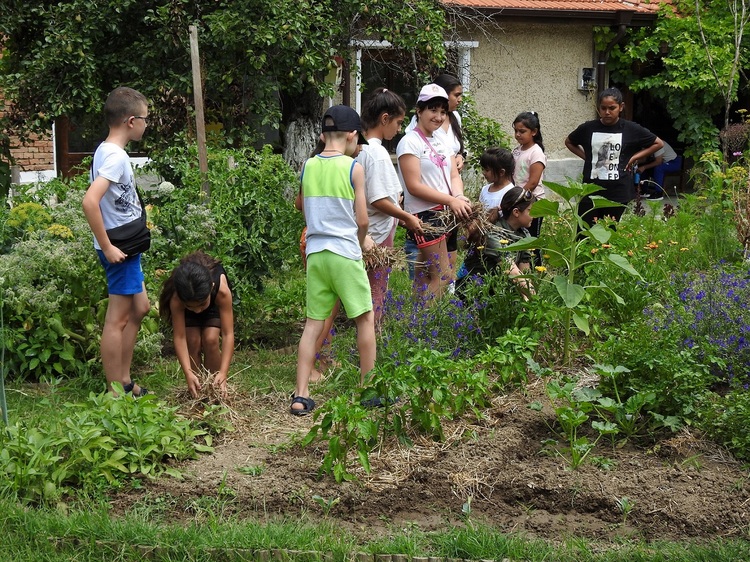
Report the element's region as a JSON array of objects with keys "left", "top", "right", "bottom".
[{"left": 446, "top": 6, "right": 659, "bottom": 25}]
